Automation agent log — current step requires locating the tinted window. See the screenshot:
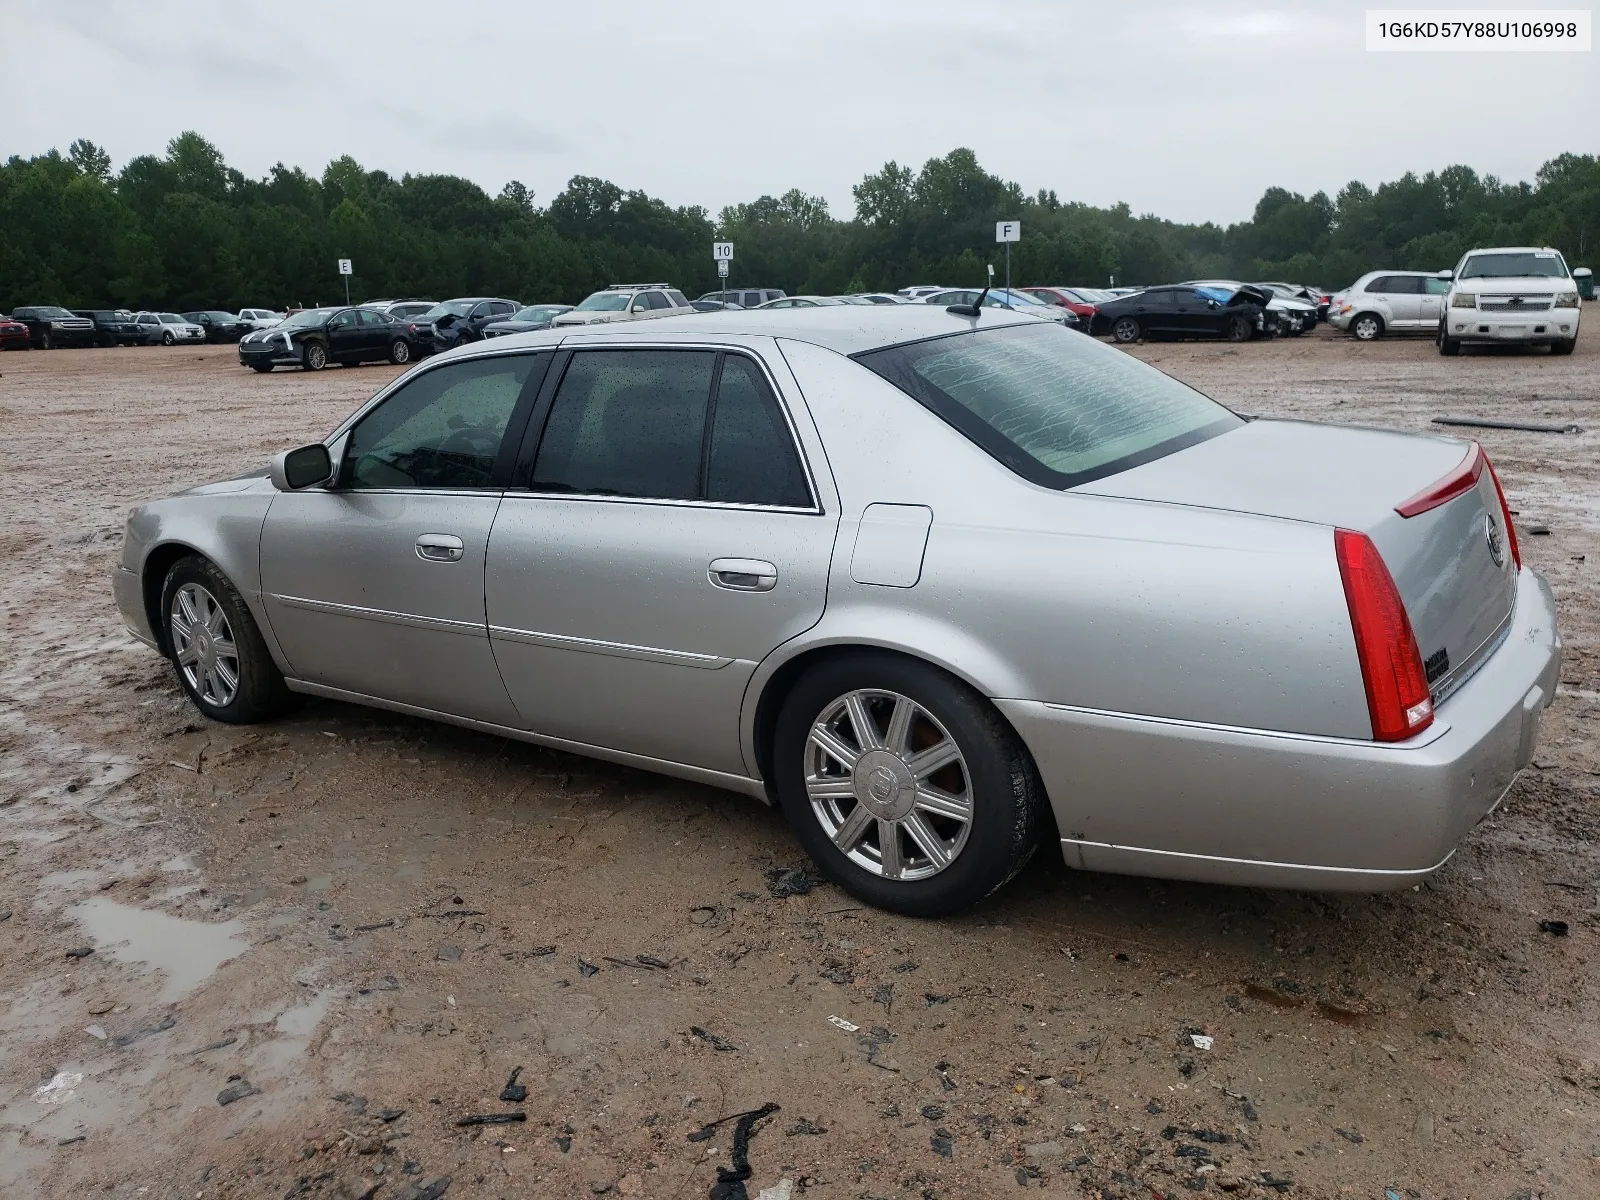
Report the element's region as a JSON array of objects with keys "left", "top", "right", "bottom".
[
  {"left": 706, "top": 357, "right": 810, "bottom": 507},
  {"left": 345, "top": 355, "right": 538, "bottom": 489},
  {"left": 490, "top": 301, "right": 515, "bottom": 316},
  {"left": 644, "top": 291, "right": 671, "bottom": 310},
  {"left": 530, "top": 351, "right": 715, "bottom": 500},
  {"left": 667, "top": 290, "right": 689, "bottom": 307},
  {"left": 1370, "top": 275, "right": 1421, "bottom": 294},
  {"left": 857, "top": 323, "right": 1241, "bottom": 490}
]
